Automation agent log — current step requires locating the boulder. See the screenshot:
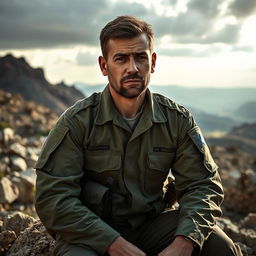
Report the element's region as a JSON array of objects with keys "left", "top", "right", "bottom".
[
  {"left": 2, "top": 211, "right": 36, "bottom": 237},
  {"left": 0, "top": 128, "right": 14, "bottom": 145},
  {"left": 6, "top": 221, "right": 55, "bottom": 256},
  {"left": 9, "top": 142, "right": 27, "bottom": 158},
  {"left": 11, "top": 170, "right": 36, "bottom": 204},
  {"left": 0, "top": 177, "right": 19, "bottom": 204},
  {"left": 0, "top": 230, "right": 17, "bottom": 252},
  {"left": 240, "top": 213, "right": 256, "bottom": 229},
  {"left": 10, "top": 156, "right": 27, "bottom": 172}
]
